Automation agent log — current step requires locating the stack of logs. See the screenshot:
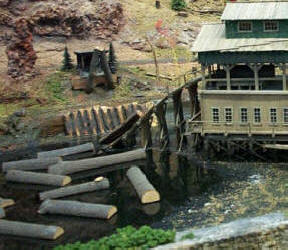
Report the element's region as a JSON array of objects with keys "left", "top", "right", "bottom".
[{"left": 0, "top": 142, "right": 160, "bottom": 240}]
